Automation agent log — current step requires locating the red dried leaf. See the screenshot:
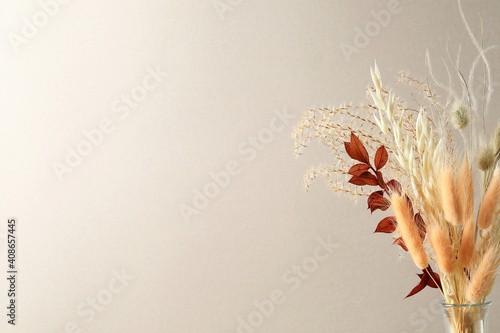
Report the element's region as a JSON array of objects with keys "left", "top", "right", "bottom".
[
  {"left": 348, "top": 133, "right": 370, "bottom": 164},
  {"left": 375, "top": 170, "right": 387, "bottom": 190},
  {"left": 368, "top": 190, "right": 384, "bottom": 201},
  {"left": 426, "top": 273, "right": 440, "bottom": 289},
  {"left": 358, "top": 172, "right": 379, "bottom": 186},
  {"left": 393, "top": 237, "right": 408, "bottom": 251},
  {"left": 348, "top": 164, "right": 371, "bottom": 176},
  {"left": 374, "top": 216, "right": 397, "bottom": 233},
  {"left": 344, "top": 142, "right": 354, "bottom": 160},
  {"left": 430, "top": 272, "right": 442, "bottom": 289},
  {"left": 348, "top": 176, "right": 368, "bottom": 186},
  {"left": 367, "top": 191, "right": 383, "bottom": 211},
  {"left": 367, "top": 190, "right": 383, "bottom": 206},
  {"left": 405, "top": 274, "right": 429, "bottom": 299},
  {"left": 387, "top": 179, "right": 402, "bottom": 194},
  {"left": 426, "top": 266, "right": 442, "bottom": 289},
  {"left": 401, "top": 195, "right": 414, "bottom": 216},
  {"left": 367, "top": 191, "right": 391, "bottom": 213},
  {"left": 414, "top": 213, "right": 426, "bottom": 241},
  {"left": 374, "top": 146, "right": 388, "bottom": 170},
  {"left": 417, "top": 269, "right": 442, "bottom": 289}
]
